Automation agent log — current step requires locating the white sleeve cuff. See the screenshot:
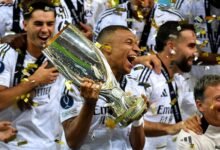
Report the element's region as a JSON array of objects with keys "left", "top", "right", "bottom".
[{"left": 132, "top": 117, "right": 144, "bottom": 127}]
